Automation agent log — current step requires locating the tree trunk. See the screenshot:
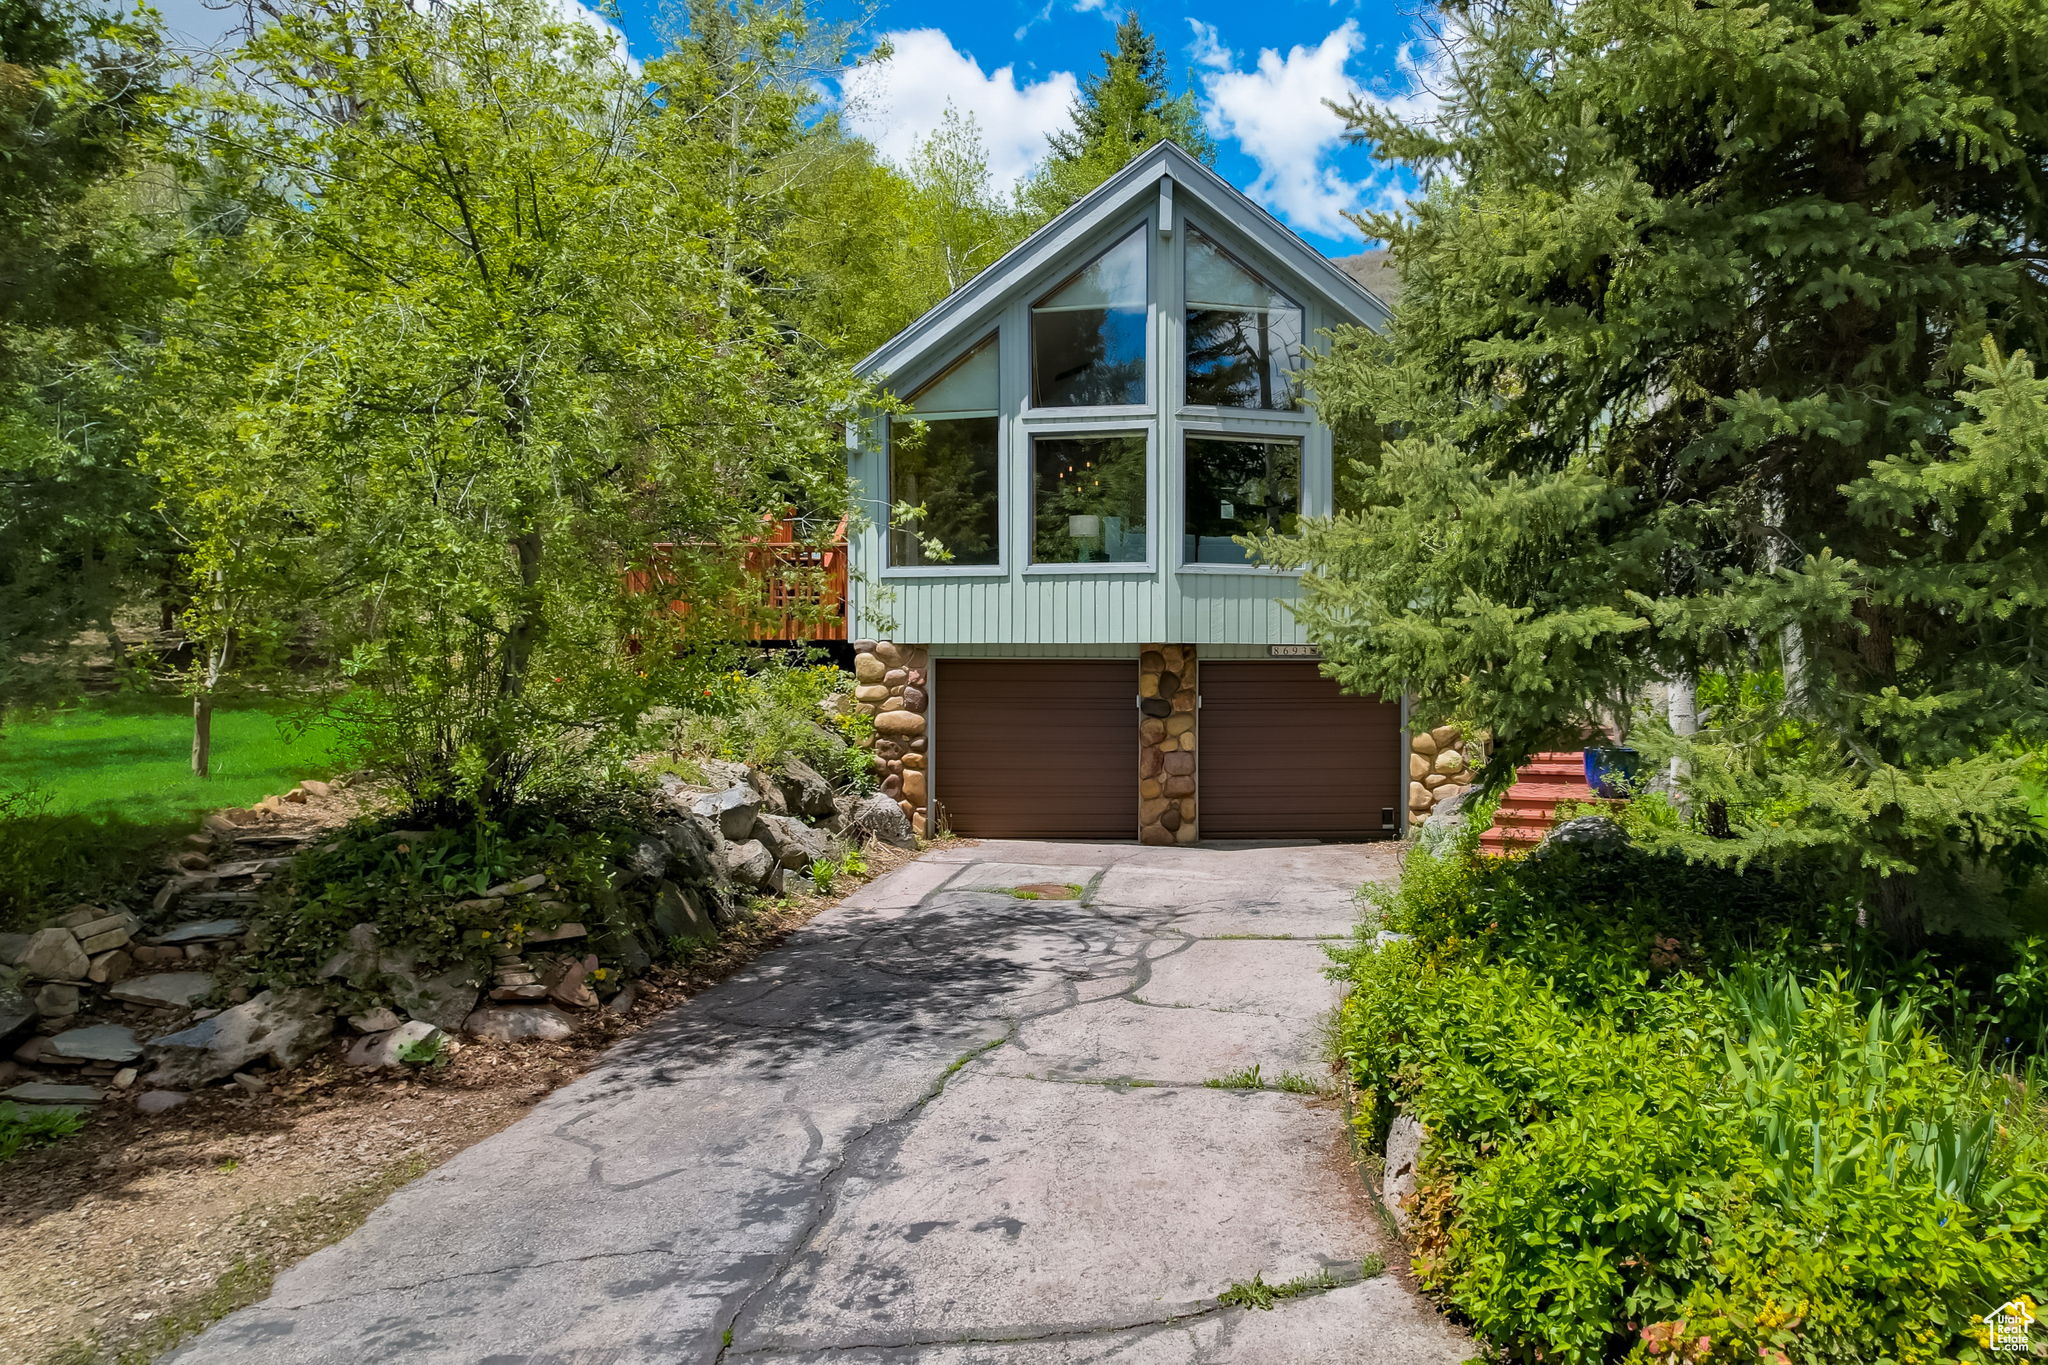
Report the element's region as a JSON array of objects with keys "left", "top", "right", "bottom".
[
  {"left": 1872, "top": 872, "right": 1922, "bottom": 950},
  {"left": 1666, "top": 671, "right": 1697, "bottom": 792},
  {"left": 192, "top": 694, "right": 213, "bottom": 778}
]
